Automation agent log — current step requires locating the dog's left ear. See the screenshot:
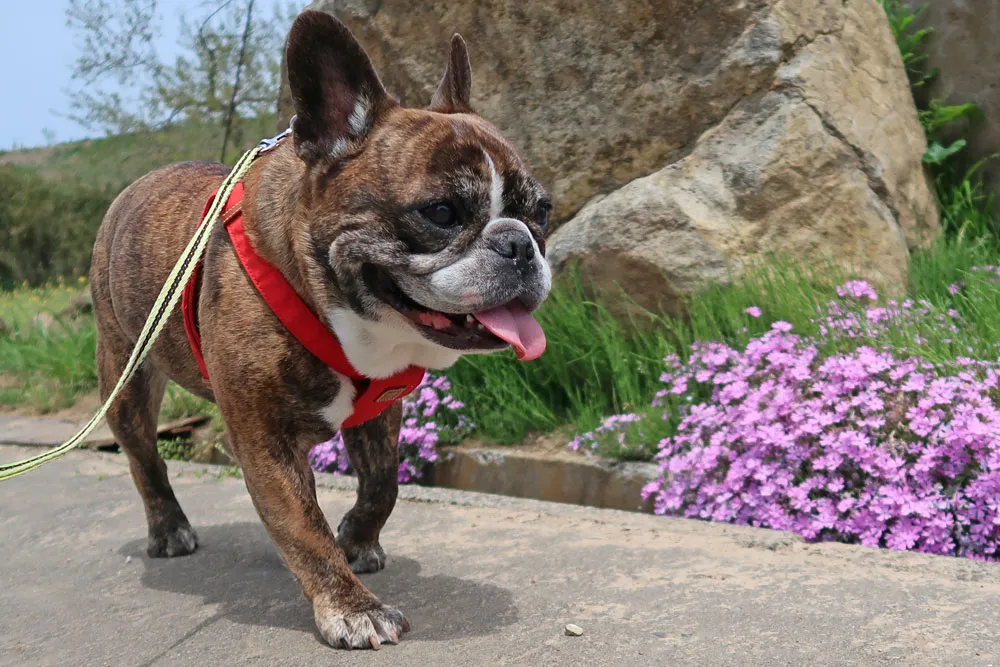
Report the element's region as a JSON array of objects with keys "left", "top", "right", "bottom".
[
  {"left": 428, "top": 34, "right": 474, "bottom": 114},
  {"left": 286, "top": 11, "right": 394, "bottom": 162}
]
